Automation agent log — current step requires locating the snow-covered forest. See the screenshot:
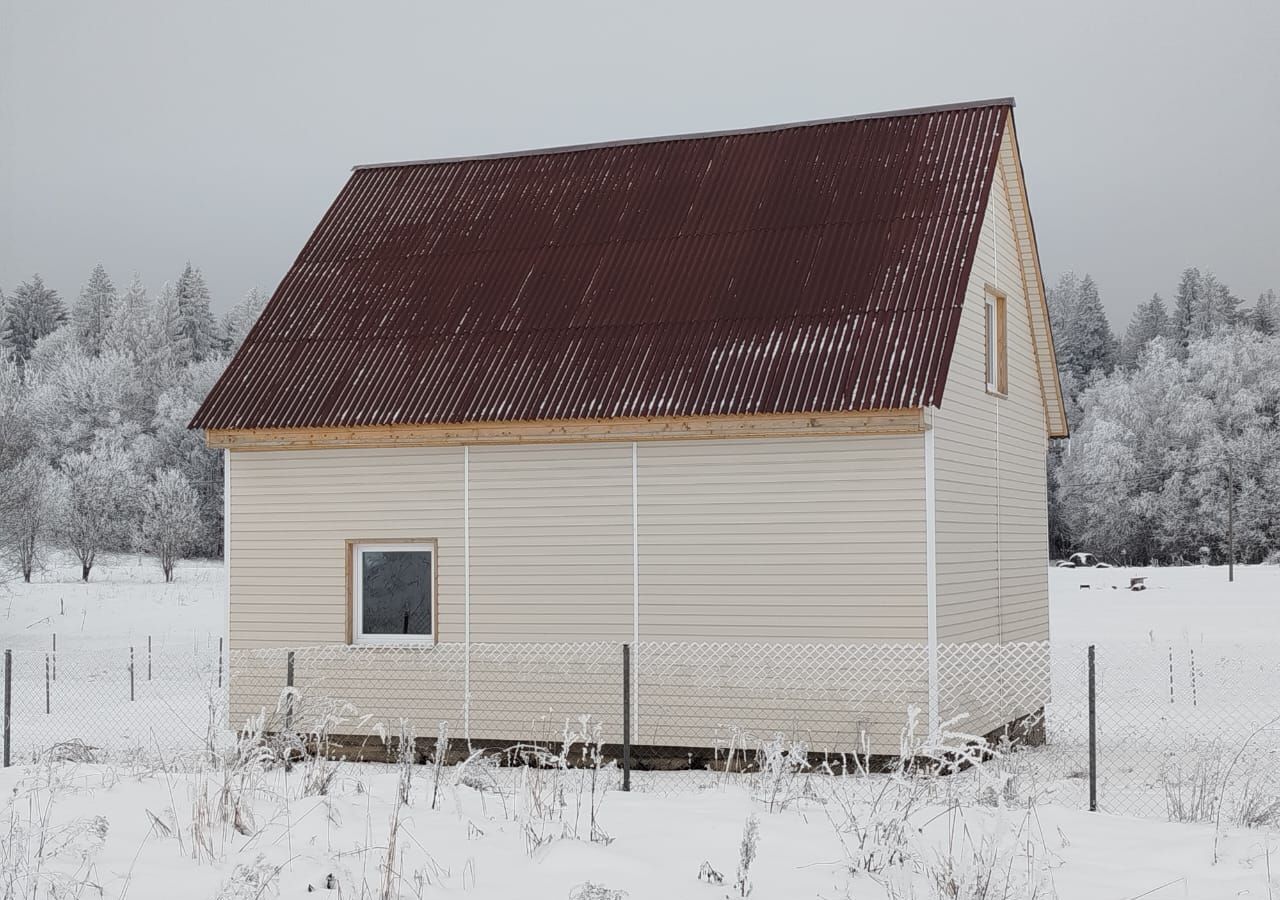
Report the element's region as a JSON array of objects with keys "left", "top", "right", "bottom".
[
  {"left": 1049, "top": 269, "right": 1280, "bottom": 564},
  {"left": 0, "top": 265, "right": 264, "bottom": 581},
  {"left": 1, "top": 261, "right": 1277, "bottom": 579}
]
